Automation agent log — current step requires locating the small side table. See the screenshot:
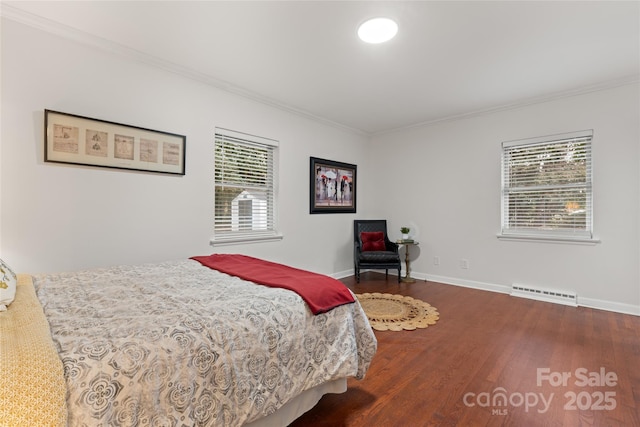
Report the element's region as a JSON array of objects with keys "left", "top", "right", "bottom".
[{"left": 397, "top": 241, "right": 419, "bottom": 283}]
